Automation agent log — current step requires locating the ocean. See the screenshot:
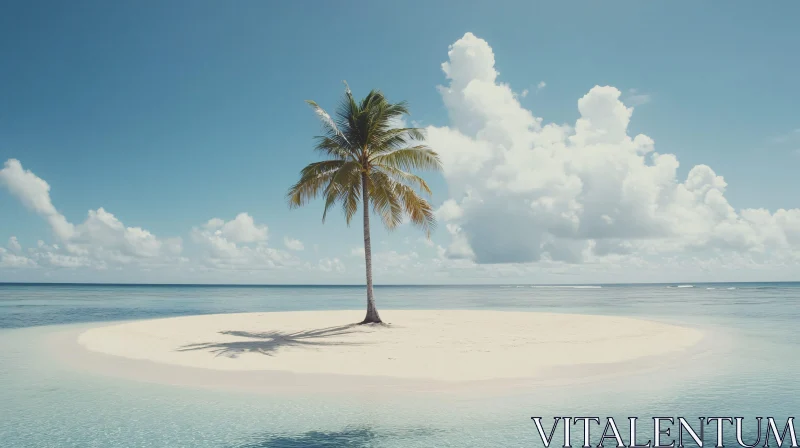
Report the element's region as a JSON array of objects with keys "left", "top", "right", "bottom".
[{"left": 0, "top": 283, "right": 798, "bottom": 447}]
